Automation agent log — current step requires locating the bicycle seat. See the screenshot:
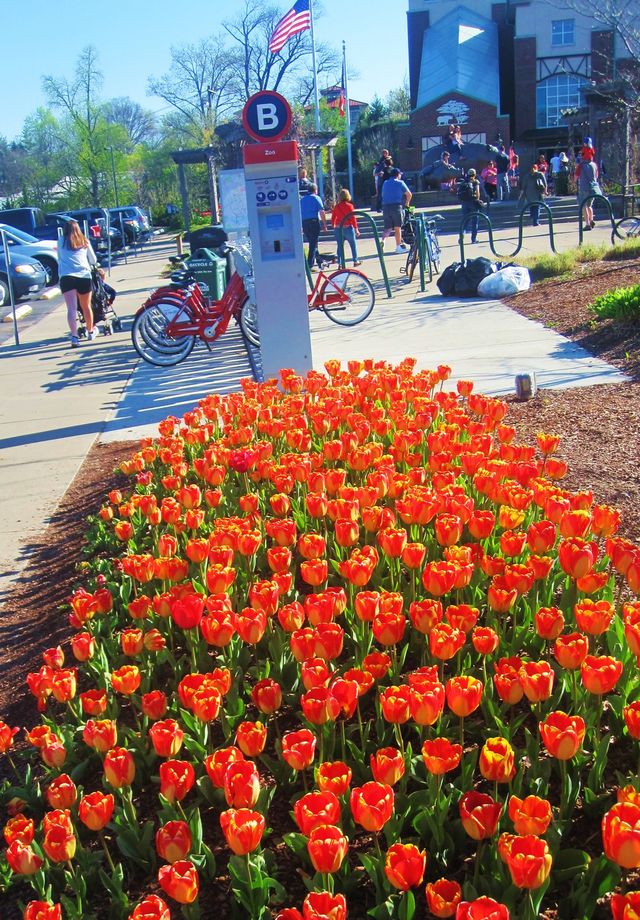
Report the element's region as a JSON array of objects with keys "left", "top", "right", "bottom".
[
  {"left": 431, "top": 214, "right": 445, "bottom": 221},
  {"left": 169, "top": 270, "right": 196, "bottom": 287}
]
